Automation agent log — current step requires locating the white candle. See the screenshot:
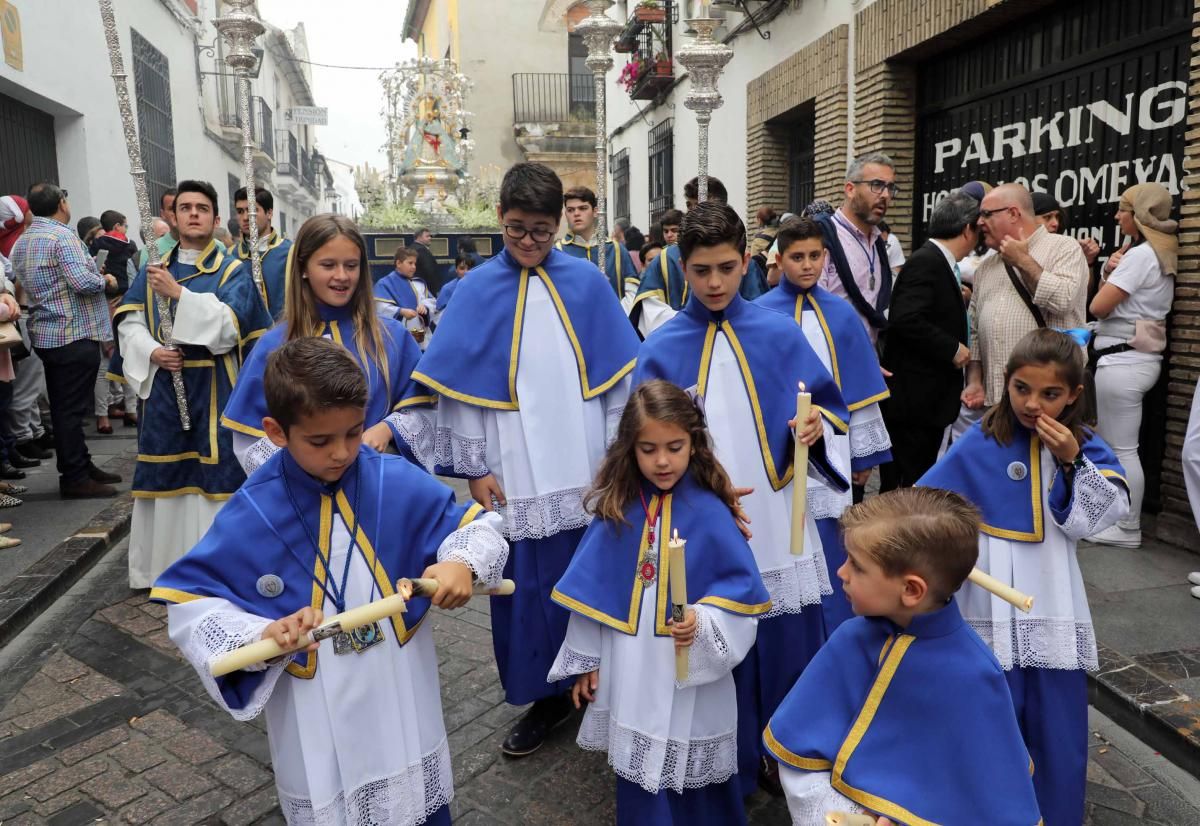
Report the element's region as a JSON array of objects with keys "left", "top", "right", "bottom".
[
  {"left": 668, "top": 529, "right": 689, "bottom": 682},
  {"left": 790, "top": 382, "right": 811, "bottom": 555}
]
